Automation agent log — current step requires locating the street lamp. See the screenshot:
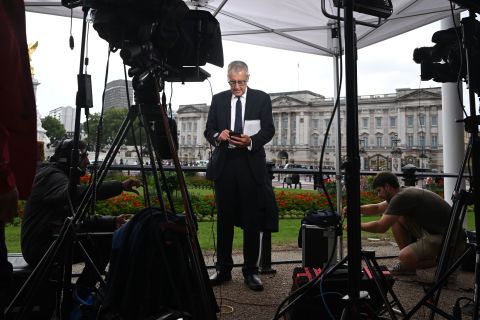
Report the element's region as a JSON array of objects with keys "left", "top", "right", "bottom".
[
  {"left": 391, "top": 133, "right": 402, "bottom": 172},
  {"left": 359, "top": 146, "right": 367, "bottom": 170}
]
